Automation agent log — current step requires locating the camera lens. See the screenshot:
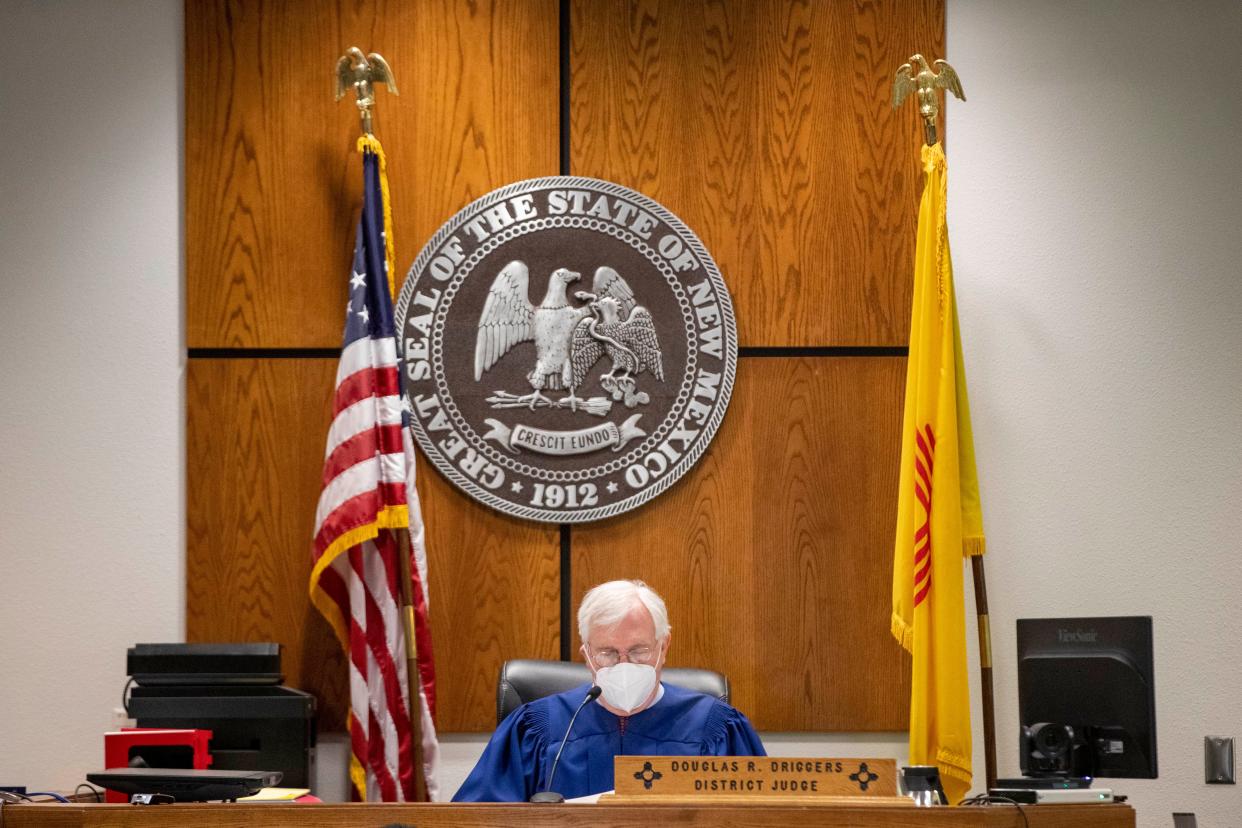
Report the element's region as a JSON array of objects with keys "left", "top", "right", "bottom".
[{"left": 1036, "top": 725, "right": 1069, "bottom": 755}]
